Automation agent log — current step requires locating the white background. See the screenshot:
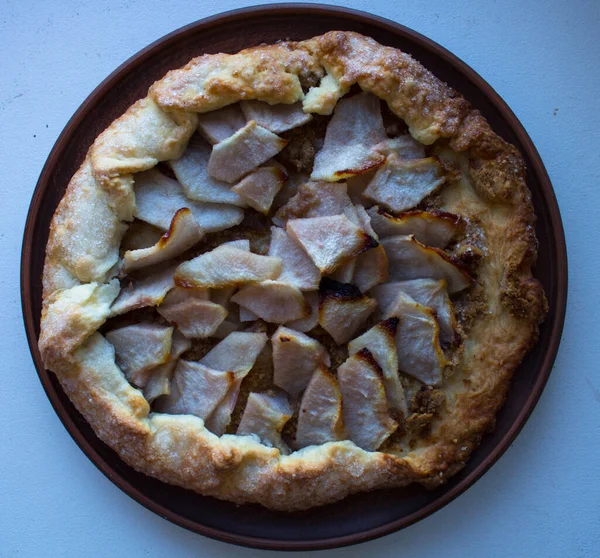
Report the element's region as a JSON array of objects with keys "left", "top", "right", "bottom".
[{"left": 1, "top": 0, "right": 599, "bottom": 556}]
